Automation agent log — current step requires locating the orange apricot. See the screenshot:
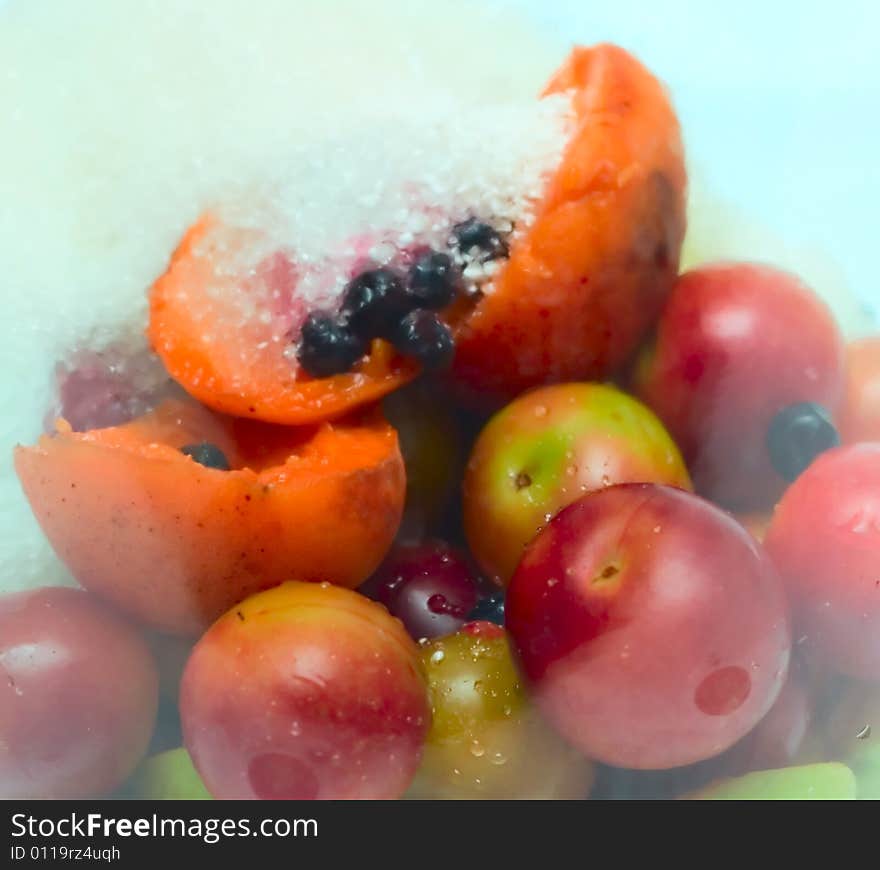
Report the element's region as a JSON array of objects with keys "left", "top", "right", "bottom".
[{"left": 14, "top": 400, "right": 405, "bottom": 634}]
